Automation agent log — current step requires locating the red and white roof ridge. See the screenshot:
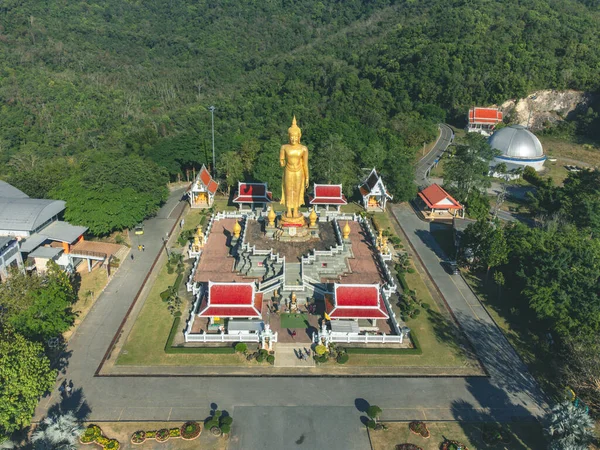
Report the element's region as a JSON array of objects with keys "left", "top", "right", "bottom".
[
  {"left": 198, "top": 281, "right": 262, "bottom": 318},
  {"left": 418, "top": 184, "right": 463, "bottom": 210},
  {"left": 192, "top": 165, "right": 218, "bottom": 194},
  {"left": 468, "top": 107, "right": 503, "bottom": 125},
  {"left": 310, "top": 184, "right": 347, "bottom": 205},
  {"left": 326, "top": 283, "right": 389, "bottom": 319},
  {"left": 233, "top": 181, "right": 272, "bottom": 203}
]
